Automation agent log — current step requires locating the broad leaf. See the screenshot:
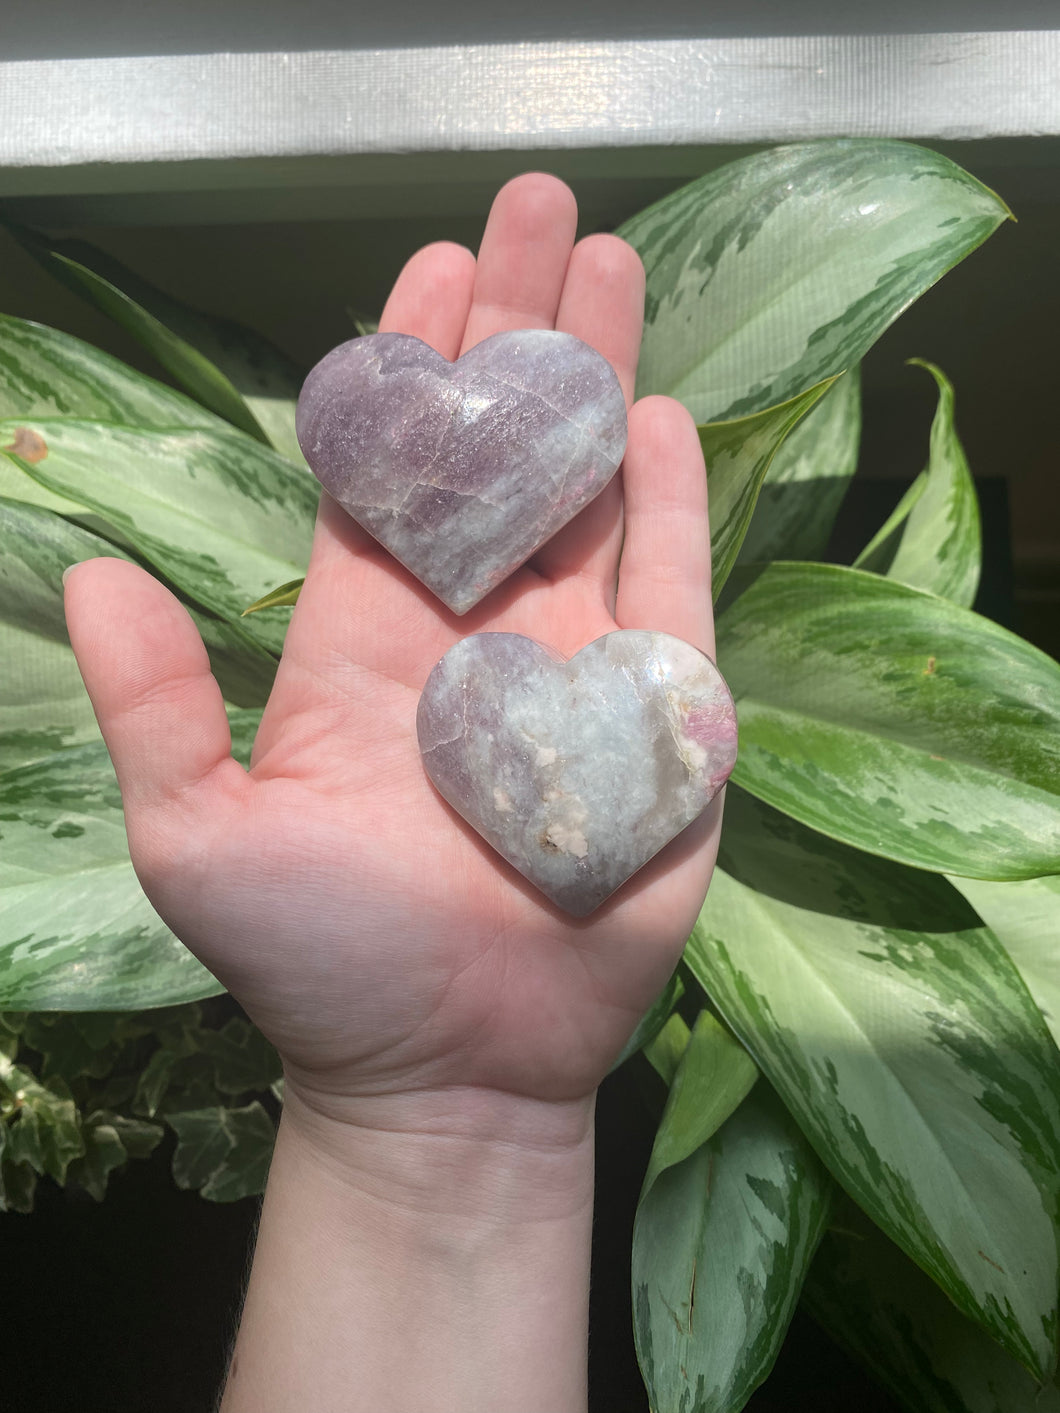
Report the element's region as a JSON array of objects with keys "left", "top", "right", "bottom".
[
  {"left": 855, "top": 361, "right": 980, "bottom": 607},
  {"left": 738, "top": 367, "right": 861, "bottom": 565},
  {"left": 0, "top": 312, "right": 223, "bottom": 433},
  {"left": 688, "top": 787, "right": 1060, "bottom": 1379},
  {"left": 805, "top": 1200, "right": 1060, "bottom": 1413},
  {"left": 611, "top": 968, "right": 685, "bottom": 1074},
  {"left": 0, "top": 711, "right": 261, "bottom": 1011},
  {"left": 703, "top": 378, "right": 835, "bottom": 600},
  {"left": 6, "top": 418, "right": 317, "bottom": 656},
  {"left": 949, "top": 874, "right": 1060, "bottom": 1052},
  {"left": 0, "top": 498, "right": 275, "bottom": 771},
  {"left": 619, "top": 140, "right": 1009, "bottom": 421},
  {"left": 641, "top": 1010, "right": 758, "bottom": 1197},
  {"left": 8, "top": 226, "right": 307, "bottom": 456},
  {"left": 716, "top": 562, "right": 1060, "bottom": 879},
  {"left": 634, "top": 1083, "right": 831, "bottom": 1413}
]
